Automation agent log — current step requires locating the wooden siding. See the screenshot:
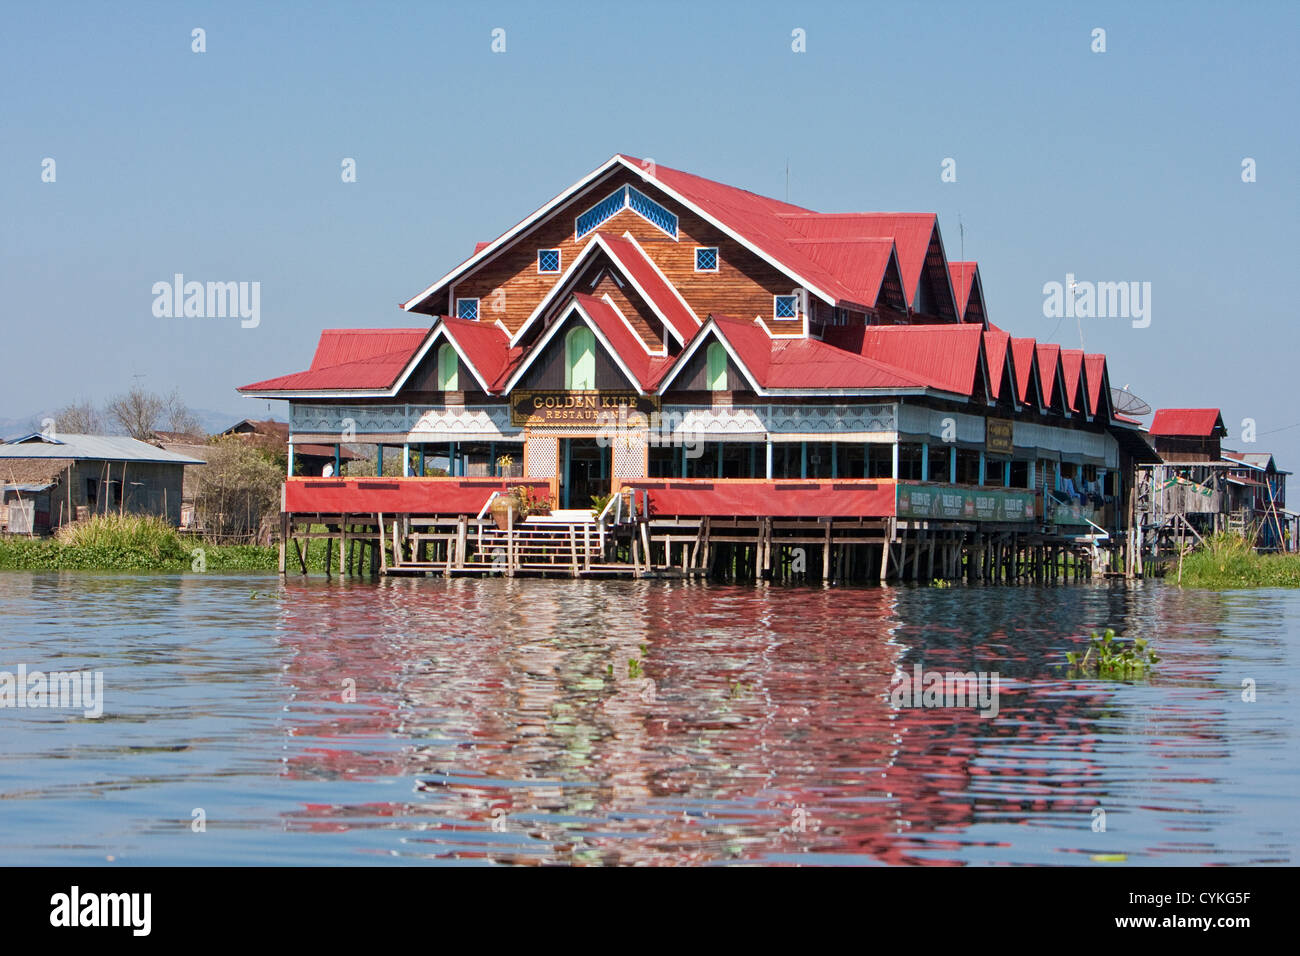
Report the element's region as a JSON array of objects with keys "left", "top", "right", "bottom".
[{"left": 439, "top": 168, "right": 806, "bottom": 334}]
